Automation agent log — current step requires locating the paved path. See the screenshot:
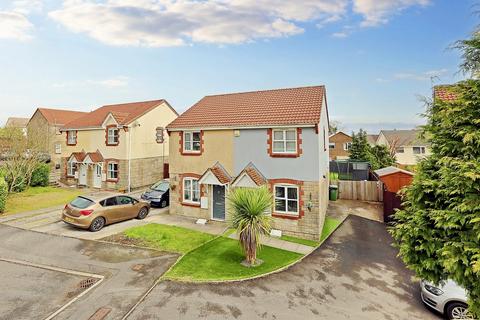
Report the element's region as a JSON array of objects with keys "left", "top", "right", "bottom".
[
  {"left": 328, "top": 199, "right": 384, "bottom": 222},
  {"left": 228, "top": 233, "right": 314, "bottom": 254},
  {"left": 128, "top": 216, "right": 441, "bottom": 320},
  {"left": 0, "top": 224, "right": 178, "bottom": 320}
]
